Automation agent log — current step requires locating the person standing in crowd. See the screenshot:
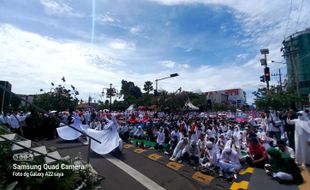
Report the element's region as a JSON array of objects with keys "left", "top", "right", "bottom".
[
  {"left": 287, "top": 111, "right": 310, "bottom": 166},
  {"left": 283, "top": 108, "right": 297, "bottom": 150},
  {"left": 265, "top": 109, "right": 281, "bottom": 140}
]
